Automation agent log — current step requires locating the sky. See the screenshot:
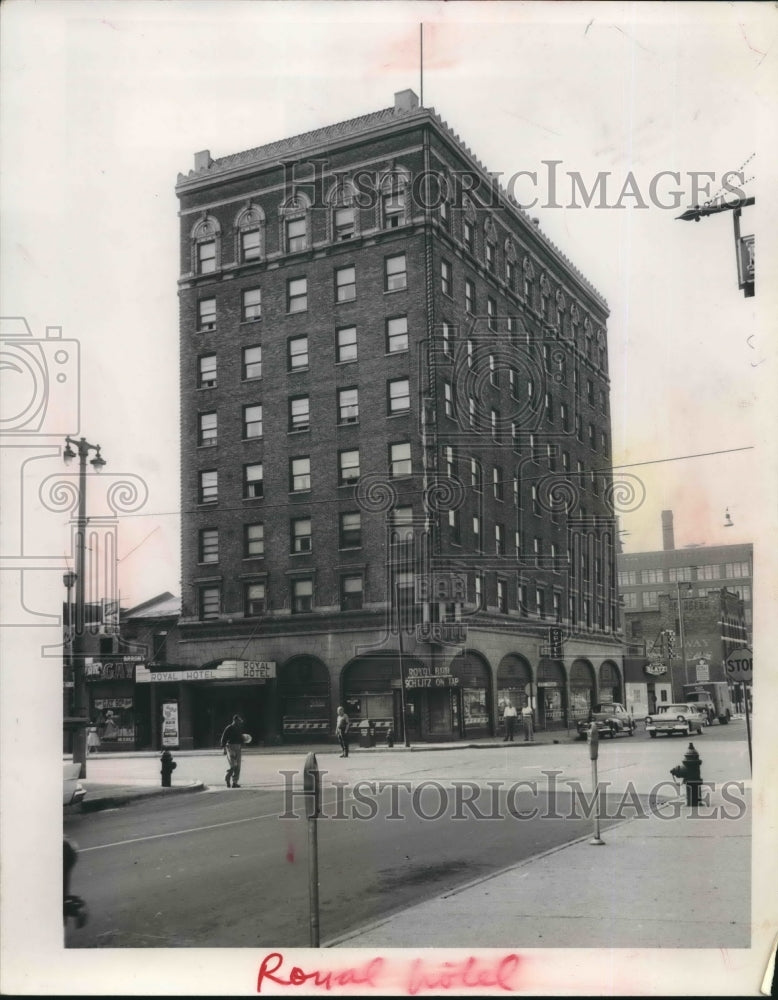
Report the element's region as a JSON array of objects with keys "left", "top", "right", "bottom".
[
  {"left": 1, "top": 2, "right": 776, "bottom": 994},
  {"left": 2, "top": 1, "right": 774, "bottom": 611}
]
